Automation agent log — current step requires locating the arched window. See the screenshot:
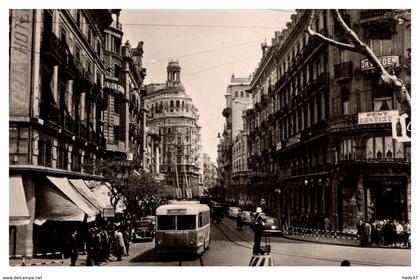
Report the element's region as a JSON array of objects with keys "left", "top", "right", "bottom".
[
  {"left": 240, "top": 91, "right": 244, "bottom": 97},
  {"left": 235, "top": 91, "right": 239, "bottom": 97}
]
